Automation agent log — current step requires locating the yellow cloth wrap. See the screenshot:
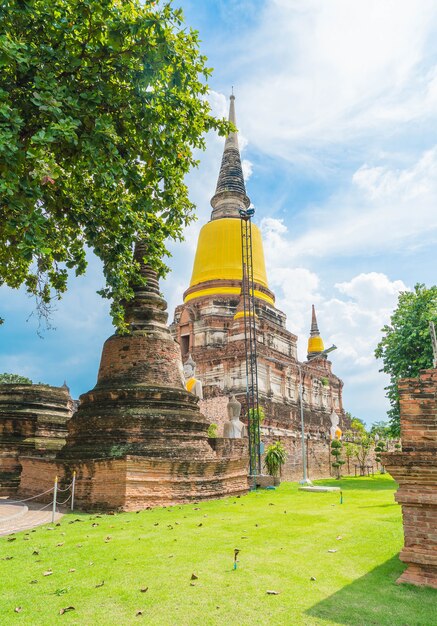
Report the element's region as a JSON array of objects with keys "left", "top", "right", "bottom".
[
  {"left": 189, "top": 218, "right": 269, "bottom": 289},
  {"left": 185, "top": 377, "right": 196, "bottom": 393},
  {"left": 307, "top": 336, "right": 325, "bottom": 353}
]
